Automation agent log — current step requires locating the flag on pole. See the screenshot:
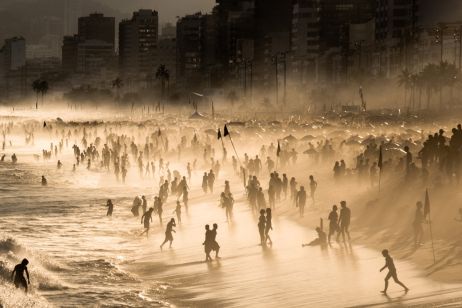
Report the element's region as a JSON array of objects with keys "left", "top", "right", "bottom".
[
  {"left": 277, "top": 141, "right": 281, "bottom": 157},
  {"left": 424, "top": 189, "right": 430, "bottom": 219},
  {"left": 217, "top": 128, "right": 222, "bottom": 140},
  {"left": 378, "top": 146, "right": 383, "bottom": 170},
  {"left": 223, "top": 125, "right": 230, "bottom": 137}
]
